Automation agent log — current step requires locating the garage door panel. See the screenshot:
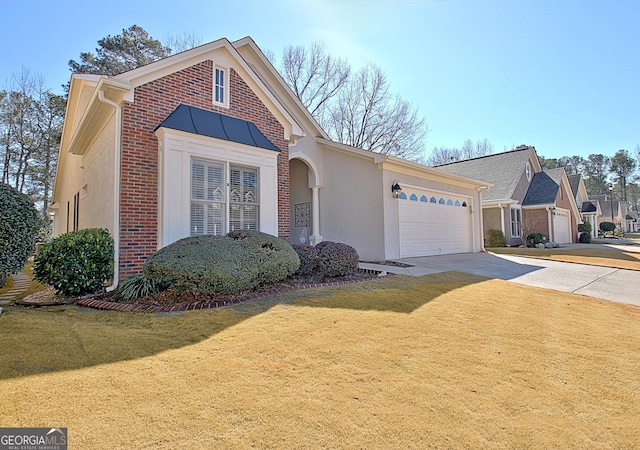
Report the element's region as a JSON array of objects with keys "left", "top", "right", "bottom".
[
  {"left": 553, "top": 209, "right": 571, "bottom": 243},
  {"left": 398, "top": 190, "right": 471, "bottom": 257}
]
